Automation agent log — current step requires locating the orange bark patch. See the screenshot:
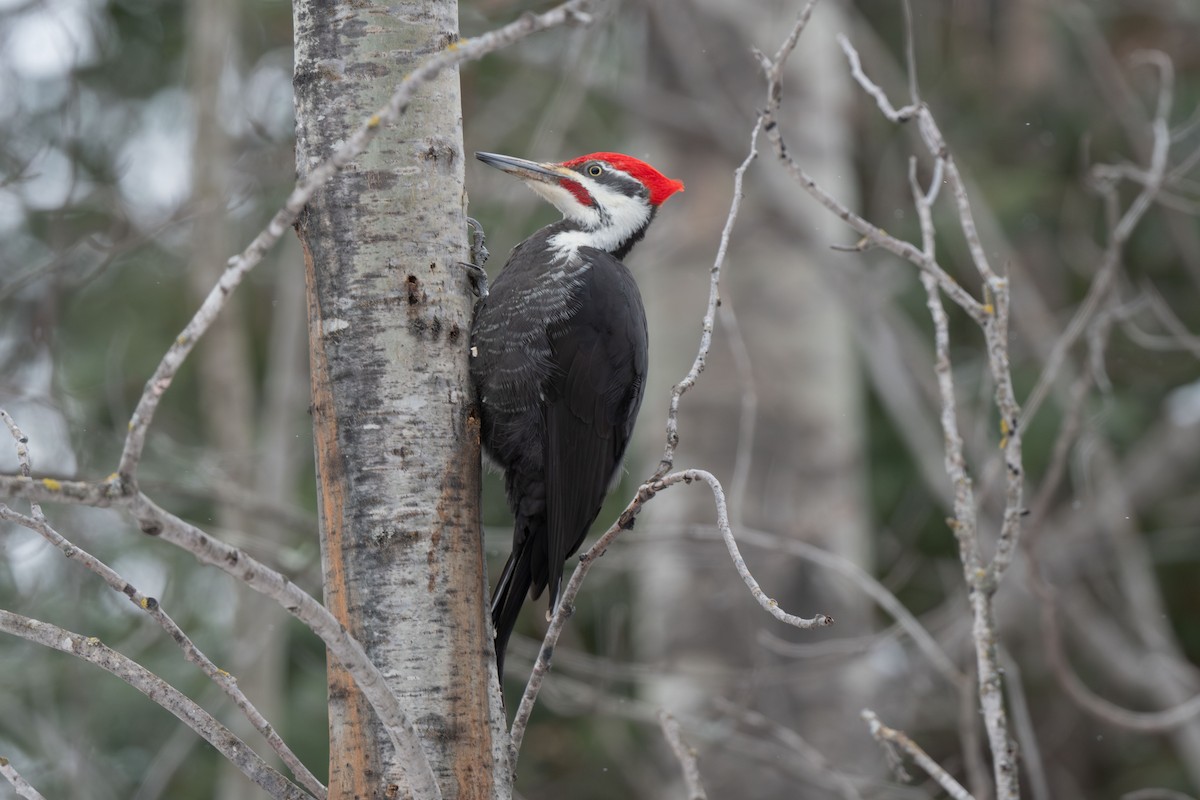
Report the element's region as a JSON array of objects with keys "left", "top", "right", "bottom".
[{"left": 301, "top": 232, "right": 380, "bottom": 797}]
